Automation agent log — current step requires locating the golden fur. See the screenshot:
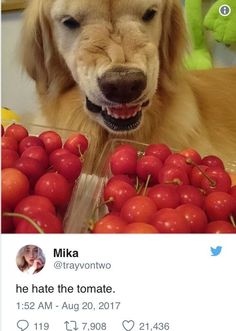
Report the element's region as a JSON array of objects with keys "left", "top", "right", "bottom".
[{"left": 21, "top": 0, "right": 236, "bottom": 169}]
